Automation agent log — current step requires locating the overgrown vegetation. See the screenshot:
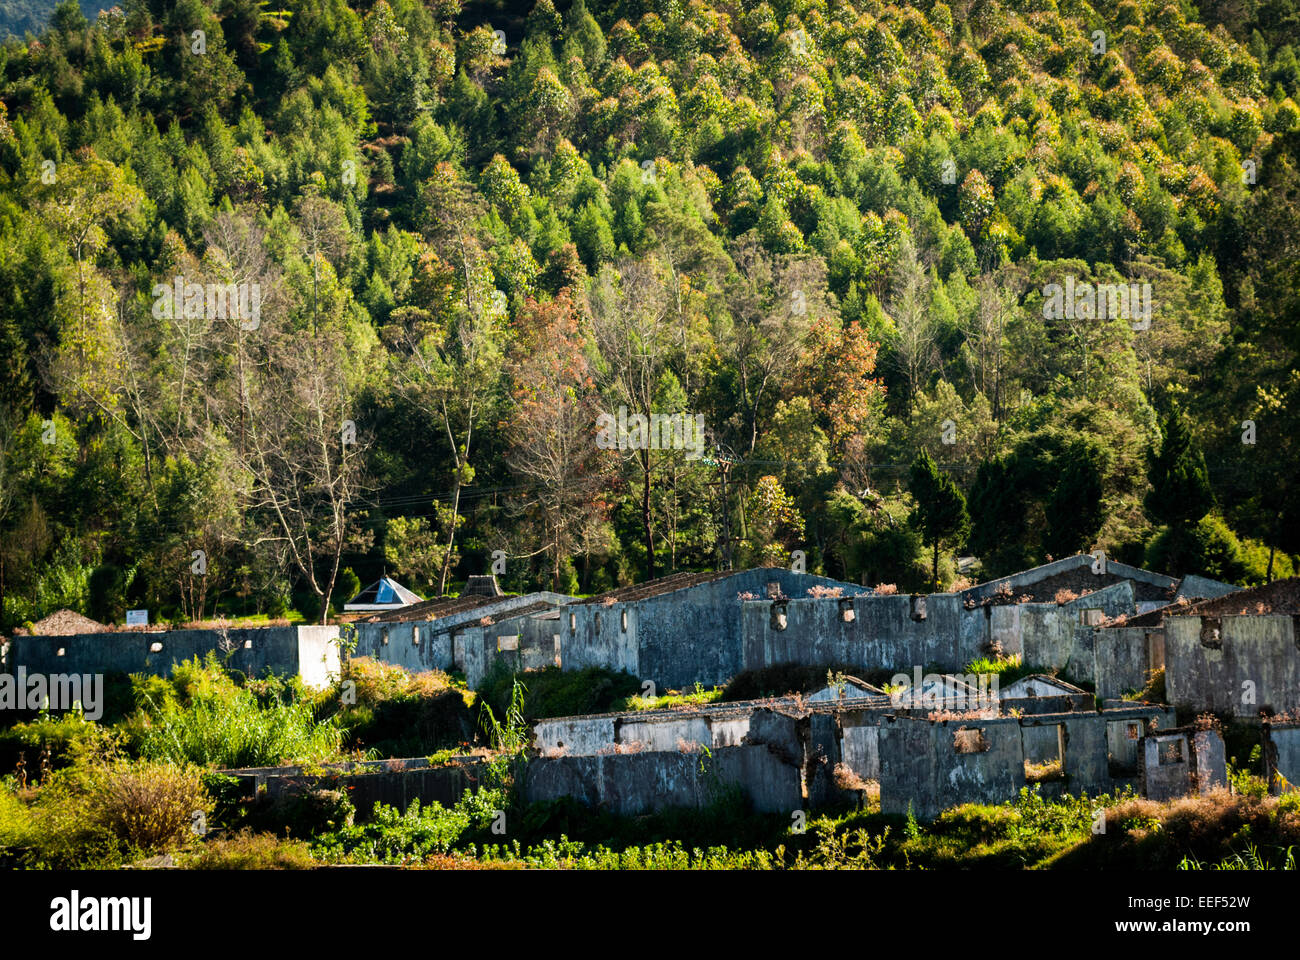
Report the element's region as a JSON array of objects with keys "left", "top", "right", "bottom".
[{"left": 477, "top": 664, "right": 640, "bottom": 720}]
